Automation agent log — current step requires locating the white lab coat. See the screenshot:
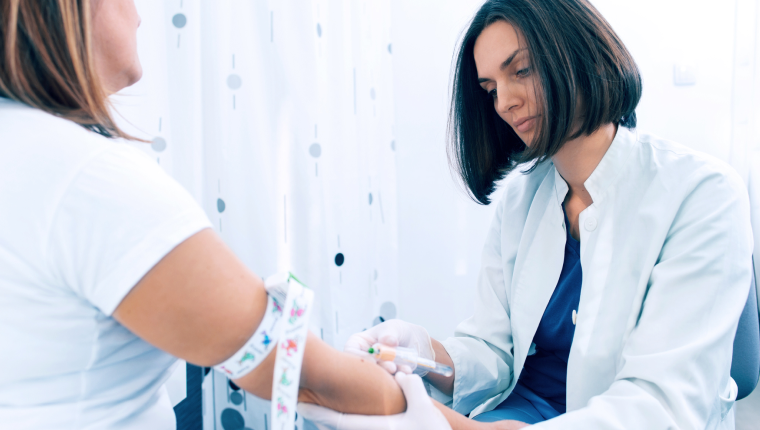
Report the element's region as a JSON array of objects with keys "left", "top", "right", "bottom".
[{"left": 438, "top": 127, "right": 753, "bottom": 429}]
